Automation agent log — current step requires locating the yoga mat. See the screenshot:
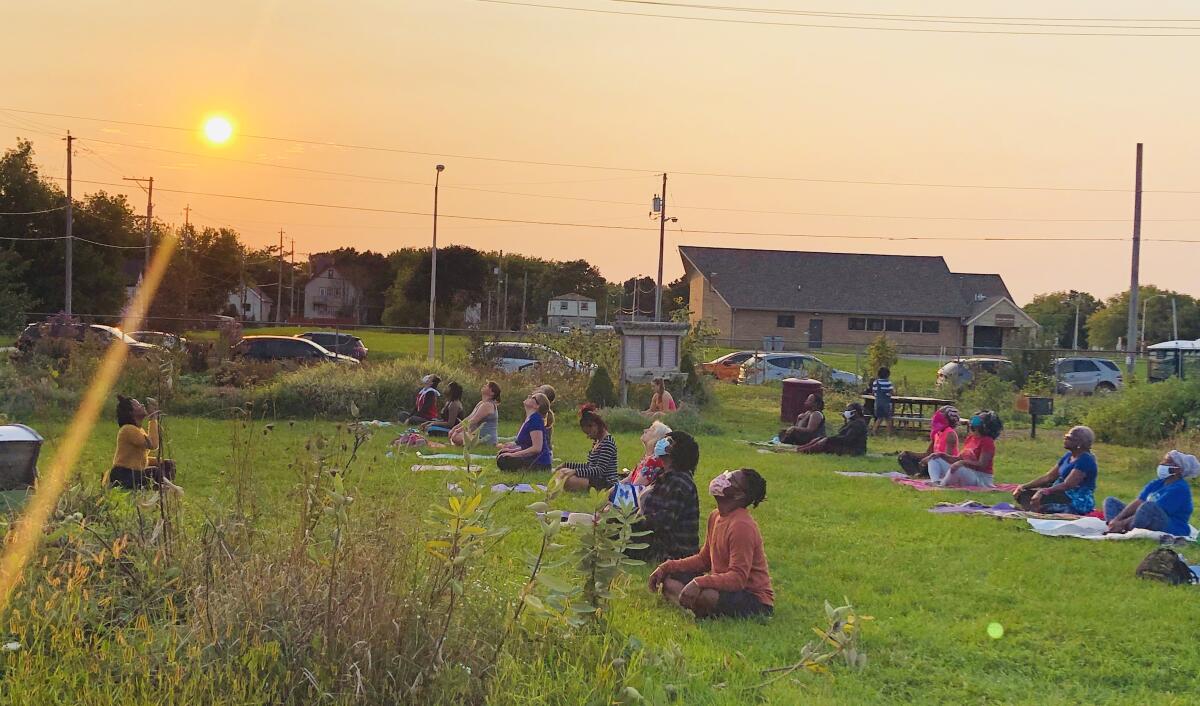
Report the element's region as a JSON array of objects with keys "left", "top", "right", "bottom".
[
  {"left": 1026, "top": 516, "right": 1198, "bottom": 542},
  {"left": 418, "top": 452, "right": 467, "bottom": 460},
  {"left": 410, "top": 464, "right": 483, "bottom": 472},
  {"left": 836, "top": 471, "right": 908, "bottom": 479},
  {"left": 892, "top": 477, "right": 1021, "bottom": 493}
]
